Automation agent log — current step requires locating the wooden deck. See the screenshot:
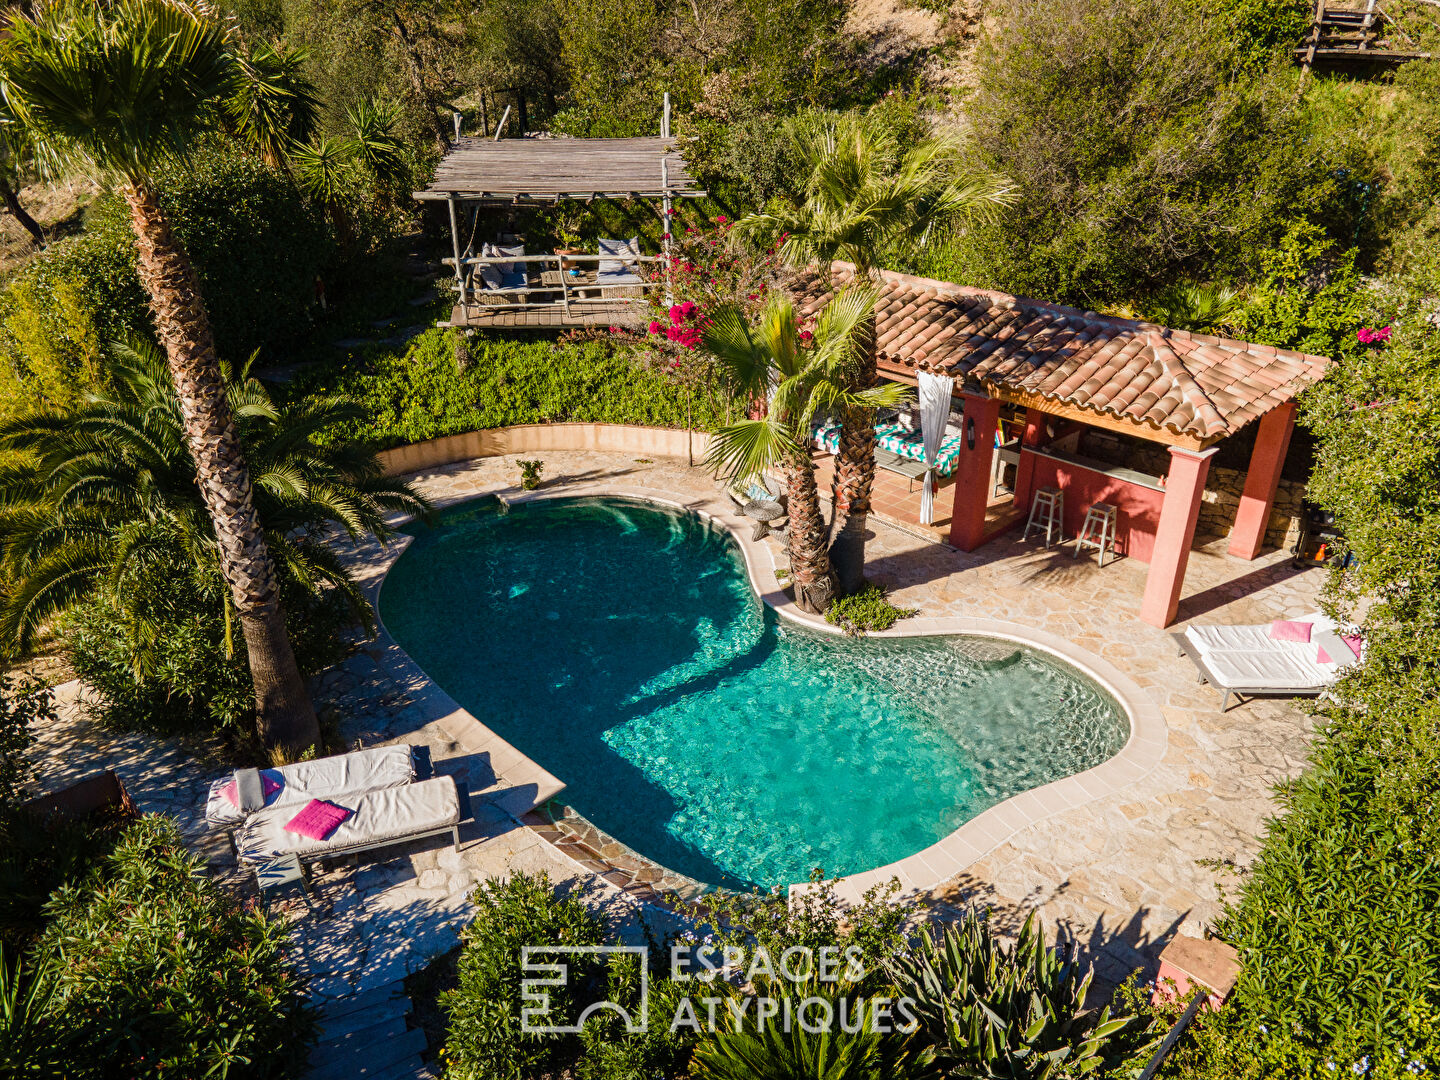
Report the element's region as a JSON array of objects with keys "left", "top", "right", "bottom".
[{"left": 448, "top": 301, "right": 647, "bottom": 330}]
